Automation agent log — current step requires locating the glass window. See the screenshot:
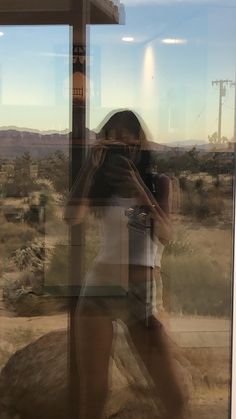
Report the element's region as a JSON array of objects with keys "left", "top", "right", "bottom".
[
  {"left": 86, "top": 2, "right": 235, "bottom": 418},
  {"left": 0, "top": 2, "right": 235, "bottom": 419},
  {"left": 0, "top": 24, "right": 71, "bottom": 410}
]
